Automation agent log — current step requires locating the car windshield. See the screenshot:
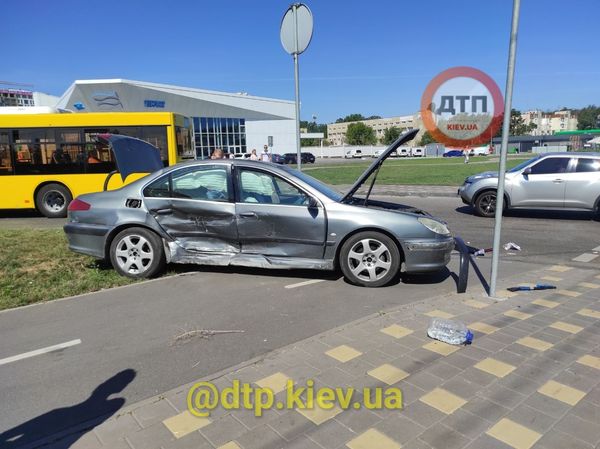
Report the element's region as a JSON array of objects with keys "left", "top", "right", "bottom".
[
  {"left": 507, "top": 156, "right": 540, "bottom": 173},
  {"left": 280, "top": 166, "right": 343, "bottom": 201}
]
